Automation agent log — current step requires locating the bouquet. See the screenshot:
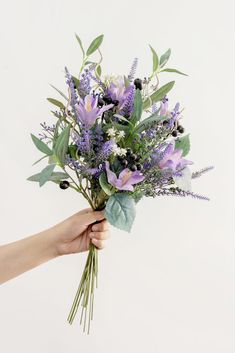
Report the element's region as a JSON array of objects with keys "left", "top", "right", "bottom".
[{"left": 28, "top": 34, "right": 212, "bottom": 333}]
